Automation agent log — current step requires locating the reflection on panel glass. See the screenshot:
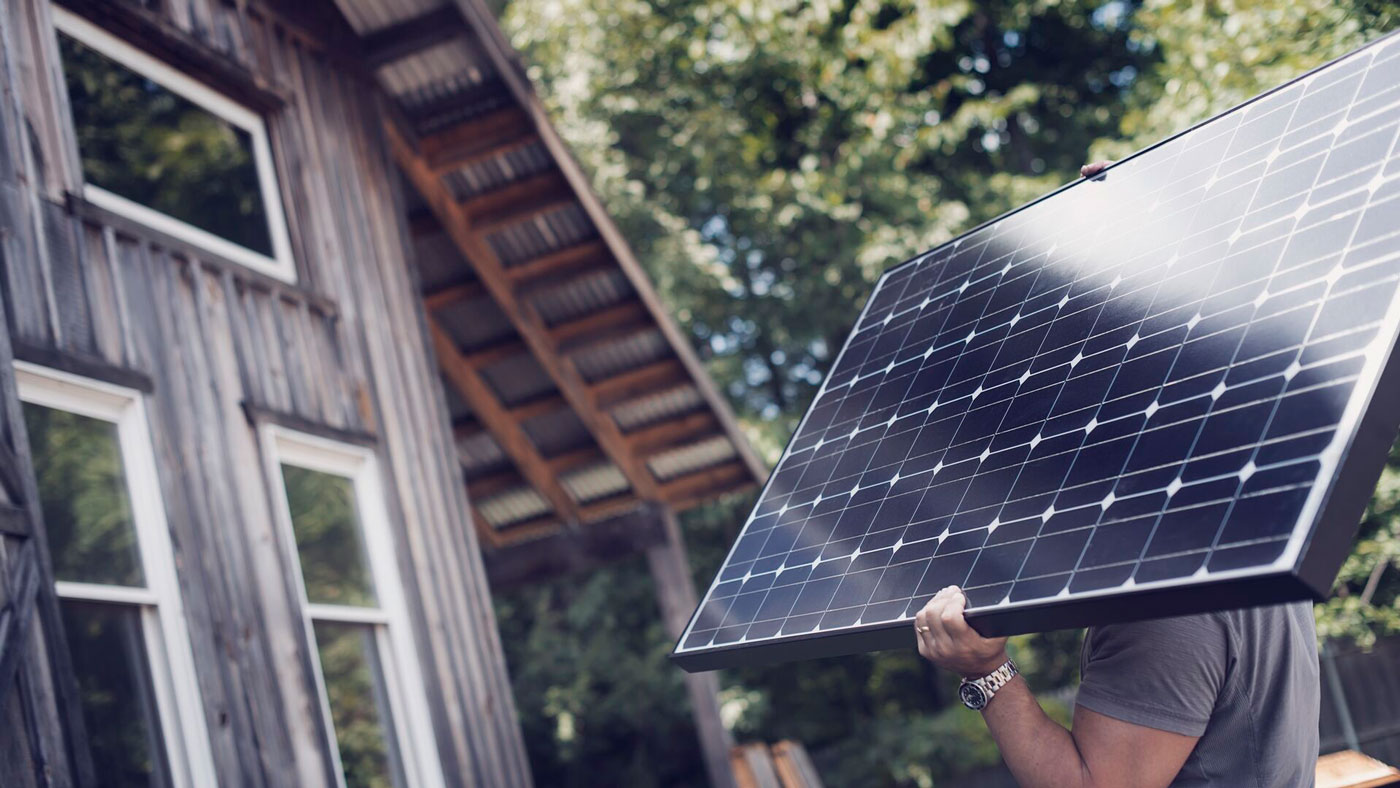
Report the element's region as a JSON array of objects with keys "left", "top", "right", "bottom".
[
  {"left": 281, "top": 465, "right": 378, "bottom": 606},
  {"left": 61, "top": 601, "right": 172, "bottom": 788},
  {"left": 23, "top": 403, "right": 144, "bottom": 587},
  {"left": 314, "top": 621, "right": 404, "bottom": 788},
  {"left": 58, "top": 33, "right": 274, "bottom": 255}
]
